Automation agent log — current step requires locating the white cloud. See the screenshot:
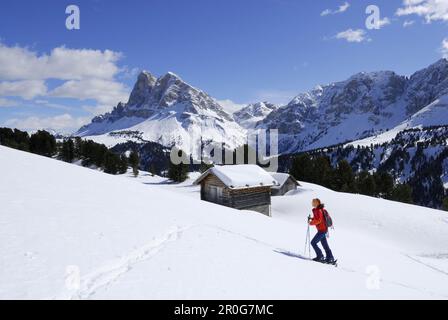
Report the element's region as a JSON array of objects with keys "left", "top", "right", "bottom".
[
  {"left": 376, "top": 17, "right": 391, "bottom": 28},
  {"left": 321, "top": 2, "right": 350, "bottom": 16},
  {"left": 216, "top": 99, "right": 247, "bottom": 113},
  {"left": 0, "top": 80, "right": 47, "bottom": 99},
  {"left": 441, "top": 38, "right": 448, "bottom": 58},
  {"left": 4, "top": 114, "right": 90, "bottom": 133},
  {"left": 34, "top": 99, "right": 74, "bottom": 111},
  {"left": 50, "top": 79, "right": 129, "bottom": 106},
  {"left": 321, "top": 9, "right": 332, "bottom": 17},
  {"left": 0, "top": 44, "right": 122, "bottom": 81},
  {"left": 403, "top": 20, "right": 416, "bottom": 27},
  {"left": 336, "top": 29, "right": 369, "bottom": 43},
  {"left": 396, "top": 0, "right": 448, "bottom": 23},
  {"left": 0, "top": 98, "right": 19, "bottom": 107},
  {"left": 0, "top": 43, "right": 128, "bottom": 109}
]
